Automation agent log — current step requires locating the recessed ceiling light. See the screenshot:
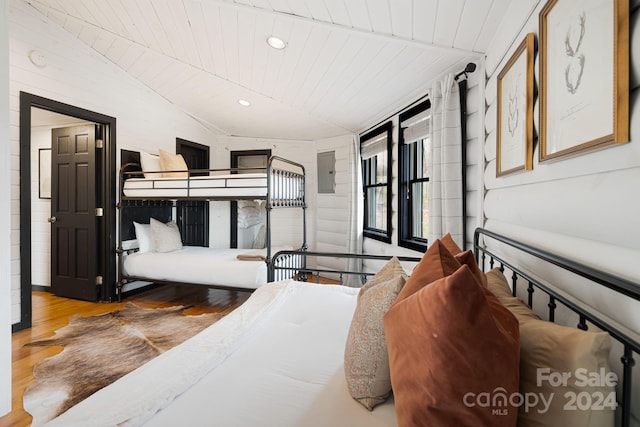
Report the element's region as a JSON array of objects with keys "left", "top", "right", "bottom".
[
  {"left": 266, "top": 36, "right": 287, "bottom": 50},
  {"left": 238, "top": 99, "right": 251, "bottom": 107}
]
